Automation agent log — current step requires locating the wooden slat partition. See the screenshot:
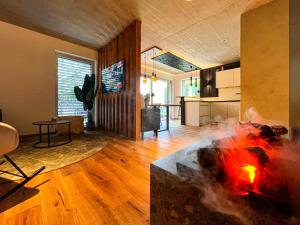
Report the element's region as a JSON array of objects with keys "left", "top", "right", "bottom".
[{"left": 98, "top": 20, "right": 141, "bottom": 140}]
